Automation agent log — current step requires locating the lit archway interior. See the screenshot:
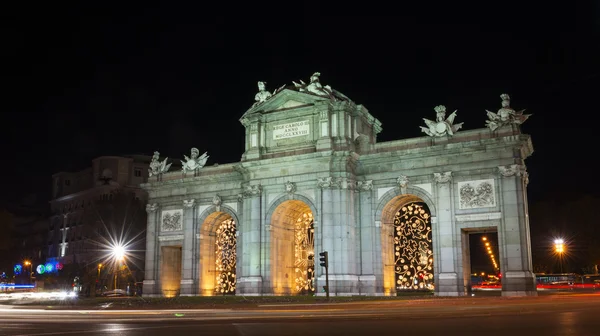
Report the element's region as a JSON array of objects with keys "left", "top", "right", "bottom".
[
  {"left": 381, "top": 195, "right": 434, "bottom": 294},
  {"left": 270, "top": 200, "right": 314, "bottom": 295},
  {"left": 199, "top": 212, "right": 236, "bottom": 295}
]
